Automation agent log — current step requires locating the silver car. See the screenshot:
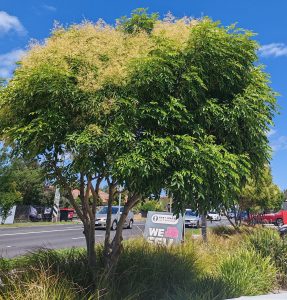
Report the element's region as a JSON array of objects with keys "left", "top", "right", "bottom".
[
  {"left": 185, "top": 209, "right": 201, "bottom": 228},
  {"left": 95, "top": 206, "right": 134, "bottom": 230}
]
